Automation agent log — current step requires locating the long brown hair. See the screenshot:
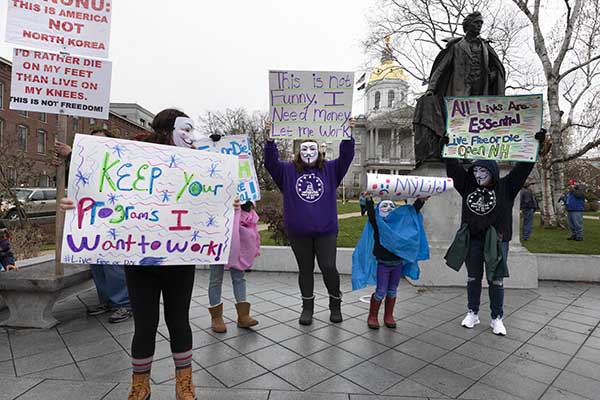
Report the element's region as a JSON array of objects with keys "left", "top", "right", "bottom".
[
  {"left": 139, "top": 108, "right": 188, "bottom": 145},
  {"left": 293, "top": 152, "right": 325, "bottom": 173}
]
